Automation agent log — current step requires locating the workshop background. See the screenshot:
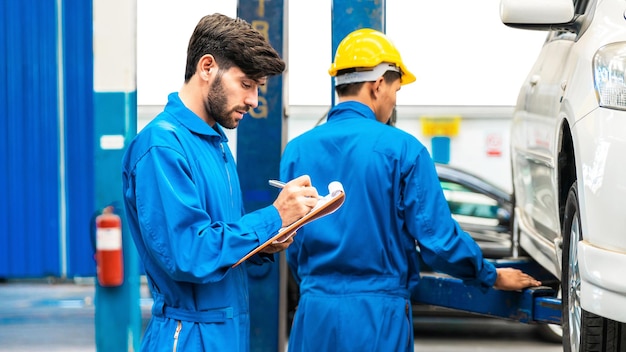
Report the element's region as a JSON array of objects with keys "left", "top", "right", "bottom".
[{"left": 0, "top": 0, "right": 547, "bottom": 351}]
